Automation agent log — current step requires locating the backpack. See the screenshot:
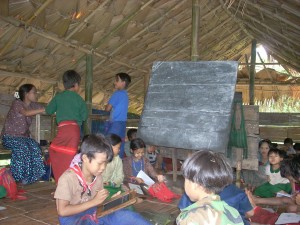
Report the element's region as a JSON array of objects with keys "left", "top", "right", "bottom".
[
  {"left": 148, "top": 182, "right": 180, "bottom": 203},
  {"left": 0, "top": 168, "right": 26, "bottom": 200}
]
